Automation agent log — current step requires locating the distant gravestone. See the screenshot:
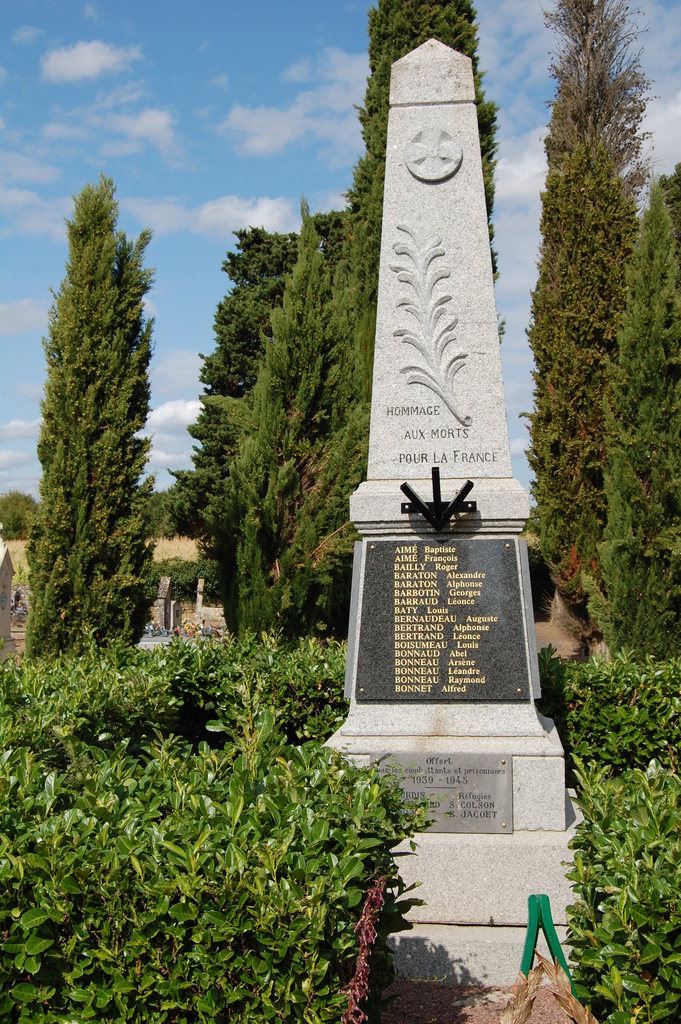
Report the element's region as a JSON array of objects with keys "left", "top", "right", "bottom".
[
  {"left": 0, "top": 524, "right": 15, "bottom": 660},
  {"left": 154, "top": 576, "right": 173, "bottom": 631},
  {"left": 328, "top": 40, "right": 574, "bottom": 985}
]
